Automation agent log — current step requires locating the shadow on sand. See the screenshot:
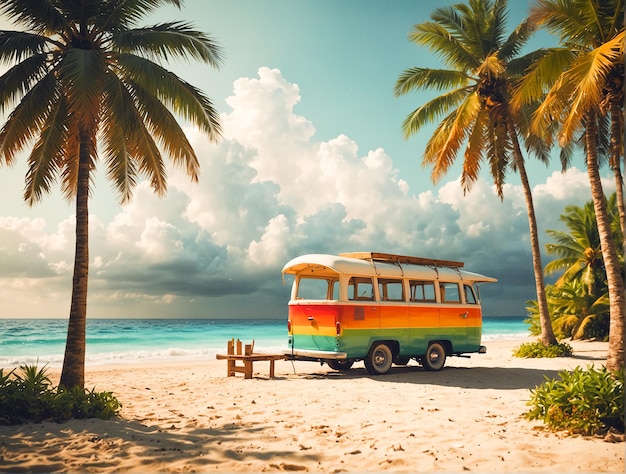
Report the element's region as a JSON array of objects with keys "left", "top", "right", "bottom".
[
  {"left": 297, "top": 364, "right": 563, "bottom": 390},
  {"left": 0, "top": 416, "right": 321, "bottom": 473}
]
